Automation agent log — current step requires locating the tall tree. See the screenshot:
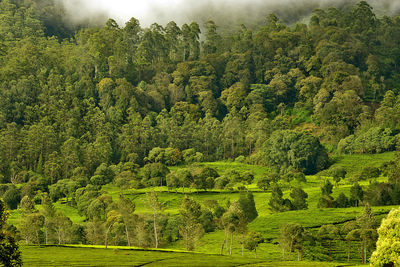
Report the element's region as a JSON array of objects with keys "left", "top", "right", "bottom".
[
  {"left": 179, "top": 196, "right": 204, "bottom": 251},
  {"left": 145, "top": 191, "right": 164, "bottom": 248}
]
